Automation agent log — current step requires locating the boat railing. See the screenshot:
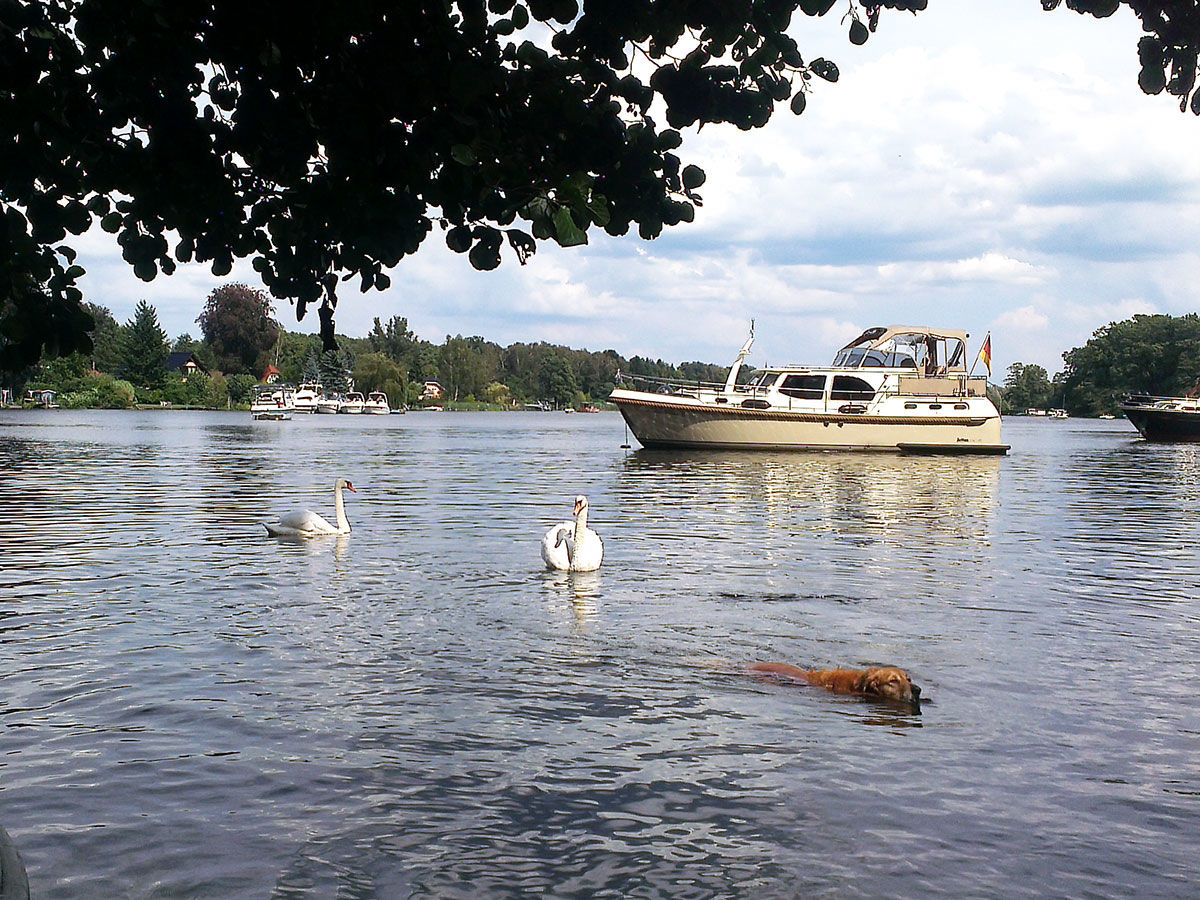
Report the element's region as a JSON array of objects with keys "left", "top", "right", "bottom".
[
  {"left": 1121, "top": 392, "right": 1199, "bottom": 408},
  {"left": 613, "top": 371, "right": 768, "bottom": 398}
]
